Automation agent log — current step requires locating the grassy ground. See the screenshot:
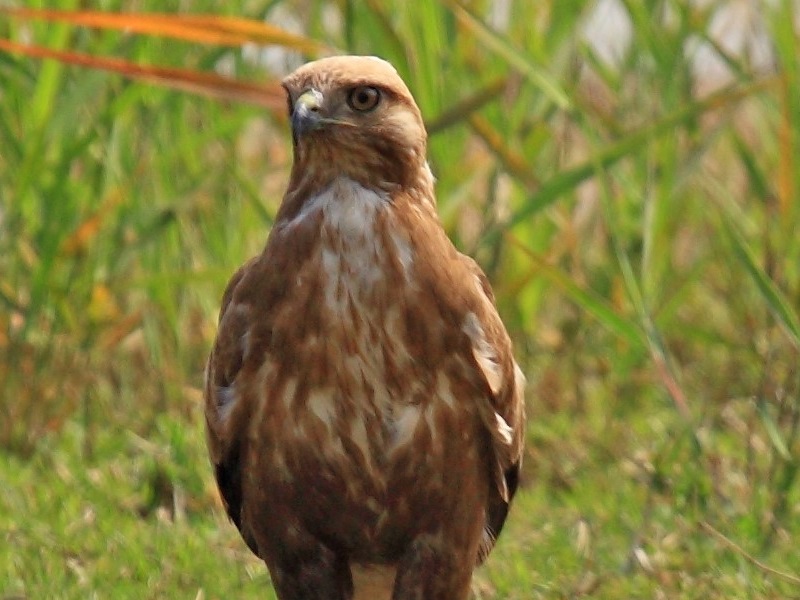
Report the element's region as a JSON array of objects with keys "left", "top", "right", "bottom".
[{"left": 2, "top": 1, "right": 800, "bottom": 598}]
